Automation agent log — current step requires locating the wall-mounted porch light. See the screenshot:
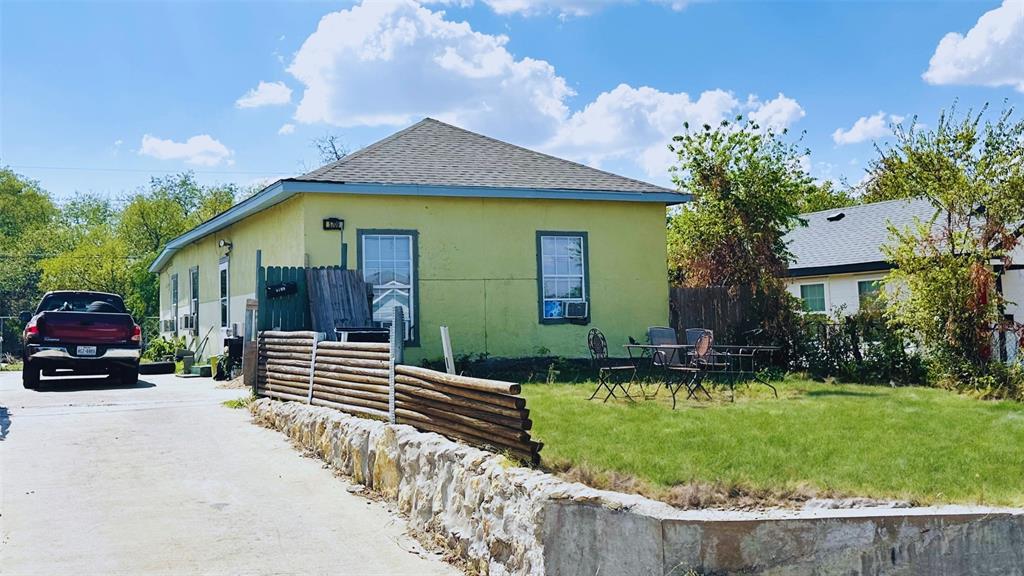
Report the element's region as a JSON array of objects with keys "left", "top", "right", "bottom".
[
  {"left": 218, "top": 239, "right": 233, "bottom": 253},
  {"left": 323, "top": 217, "right": 345, "bottom": 231},
  {"left": 322, "top": 217, "right": 348, "bottom": 269}
]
